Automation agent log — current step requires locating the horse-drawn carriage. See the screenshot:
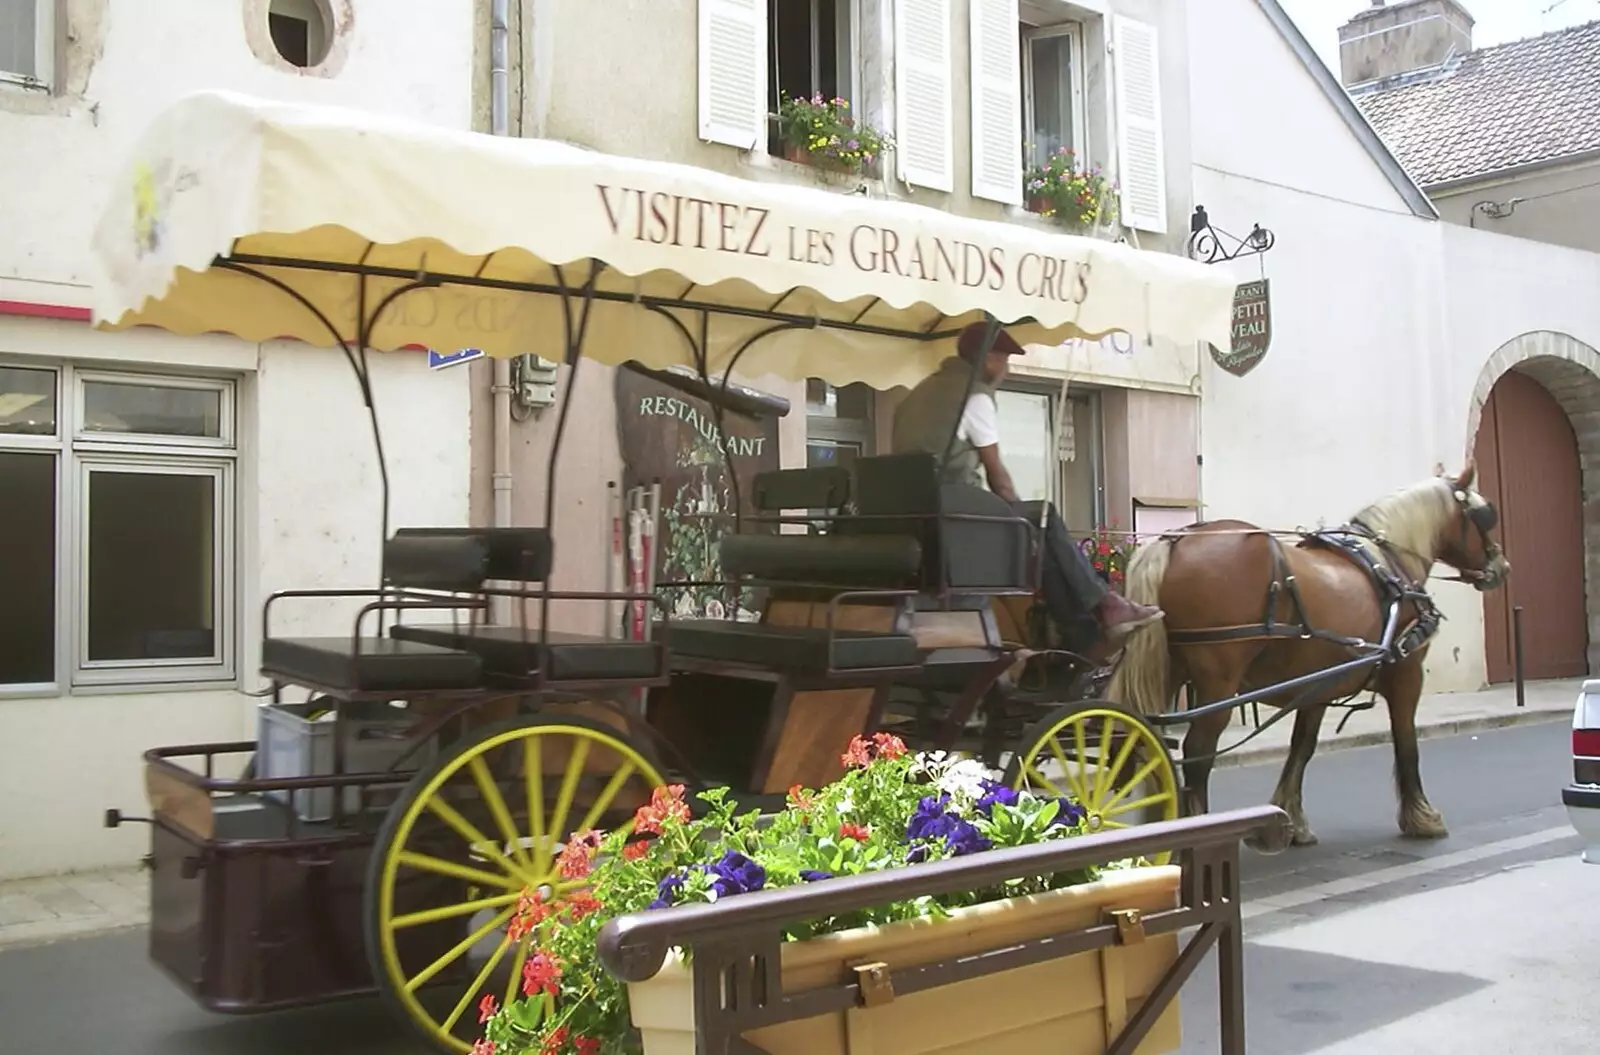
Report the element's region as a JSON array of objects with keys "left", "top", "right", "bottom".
[{"left": 94, "top": 91, "right": 1505, "bottom": 1054}]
